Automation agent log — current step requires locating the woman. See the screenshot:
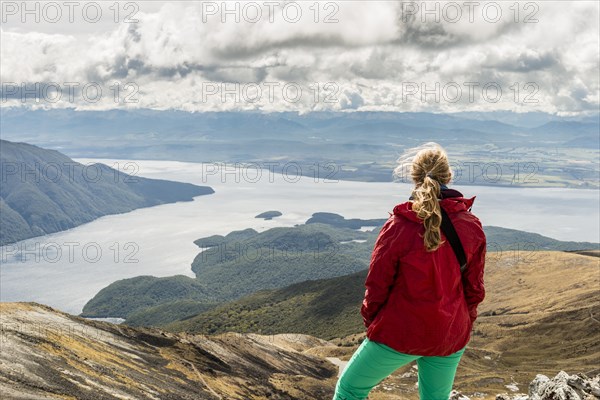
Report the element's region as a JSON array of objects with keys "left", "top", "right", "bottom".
[{"left": 333, "top": 142, "right": 487, "bottom": 400}]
